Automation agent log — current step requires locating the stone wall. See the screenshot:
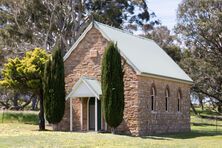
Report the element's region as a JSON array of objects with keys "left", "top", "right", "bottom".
[
  {"left": 58, "top": 26, "right": 191, "bottom": 136},
  {"left": 57, "top": 98, "right": 81, "bottom": 131},
  {"left": 82, "top": 98, "right": 88, "bottom": 131},
  {"left": 58, "top": 28, "right": 140, "bottom": 135},
  {"left": 115, "top": 59, "right": 140, "bottom": 135},
  {"left": 137, "top": 76, "right": 191, "bottom": 135}
]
